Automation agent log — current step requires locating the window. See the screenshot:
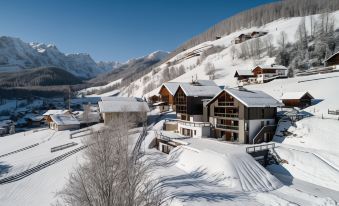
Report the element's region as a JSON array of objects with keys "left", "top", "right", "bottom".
[
  {"left": 266, "top": 120, "right": 270, "bottom": 125},
  {"left": 194, "top": 130, "right": 196, "bottom": 136},
  {"left": 261, "top": 121, "right": 264, "bottom": 127},
  {"left": 261, "top": 109, "right": 265, "bottom": 118},
  {"left": 245, "top": 122, "right": 248, "bottom": 131}
]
